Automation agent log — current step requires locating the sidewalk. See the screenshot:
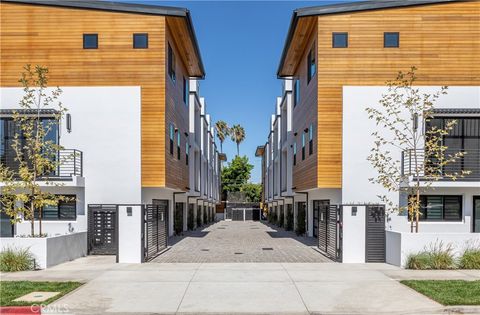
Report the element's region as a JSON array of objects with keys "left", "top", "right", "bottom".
[{"left": 2, "top": 256, "right": 479, "bottom": 314}]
